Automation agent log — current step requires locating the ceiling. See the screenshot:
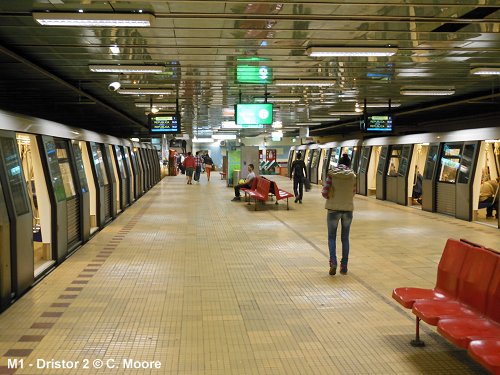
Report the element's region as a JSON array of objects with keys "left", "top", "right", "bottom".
[{"left": 0, "top": 1, "right": 500, "bottom": 139}]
